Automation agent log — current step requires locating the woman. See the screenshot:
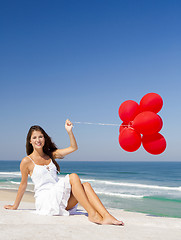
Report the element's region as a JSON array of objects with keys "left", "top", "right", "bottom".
[{"left": 4, "top": 119, "right": 124, "bottom": 225}]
